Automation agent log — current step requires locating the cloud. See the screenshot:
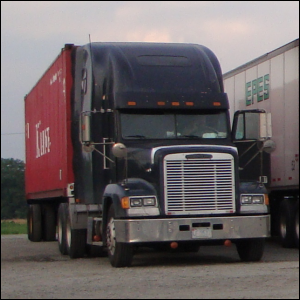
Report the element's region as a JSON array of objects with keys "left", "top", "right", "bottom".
[
  {"left": 1, "top": 1, "right": 299, "bottom": 160},
  {"left": 124, "top": 29, "right": 172, "bottom": 43}
]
